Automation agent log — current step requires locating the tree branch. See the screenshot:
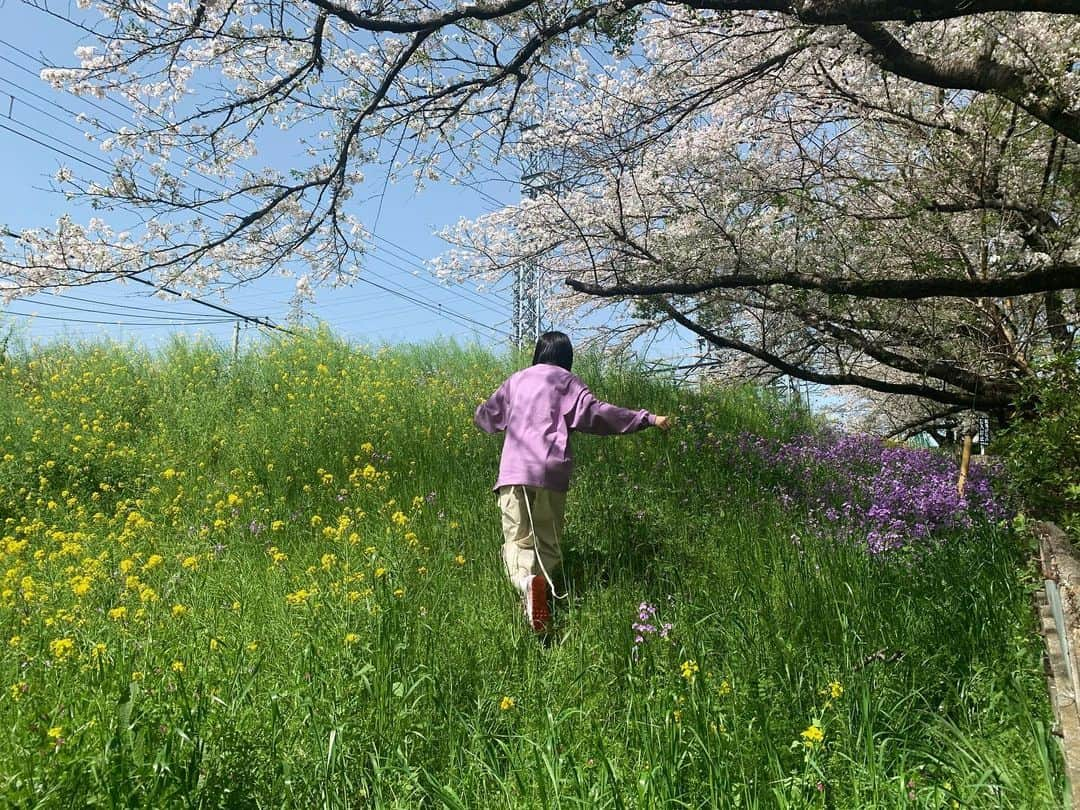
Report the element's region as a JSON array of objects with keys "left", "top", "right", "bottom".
[
  {"left": 848, "top": 21, "right": 1080, "bottom": 143},
  {"left": 884, "top": 405, "right": 966, "bottom": 440},
  {"left": 656, "top": 299, "right": 1015, "bottom": 410},
  {"left": 300, "top": 0, "right": 542, "bottom": 33},
  {"left": 789, "top": 0, "right": 1080, "bottom": 22},
  {"left": 567, "top": 264, "right": 1080, "bottom": 299}
]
